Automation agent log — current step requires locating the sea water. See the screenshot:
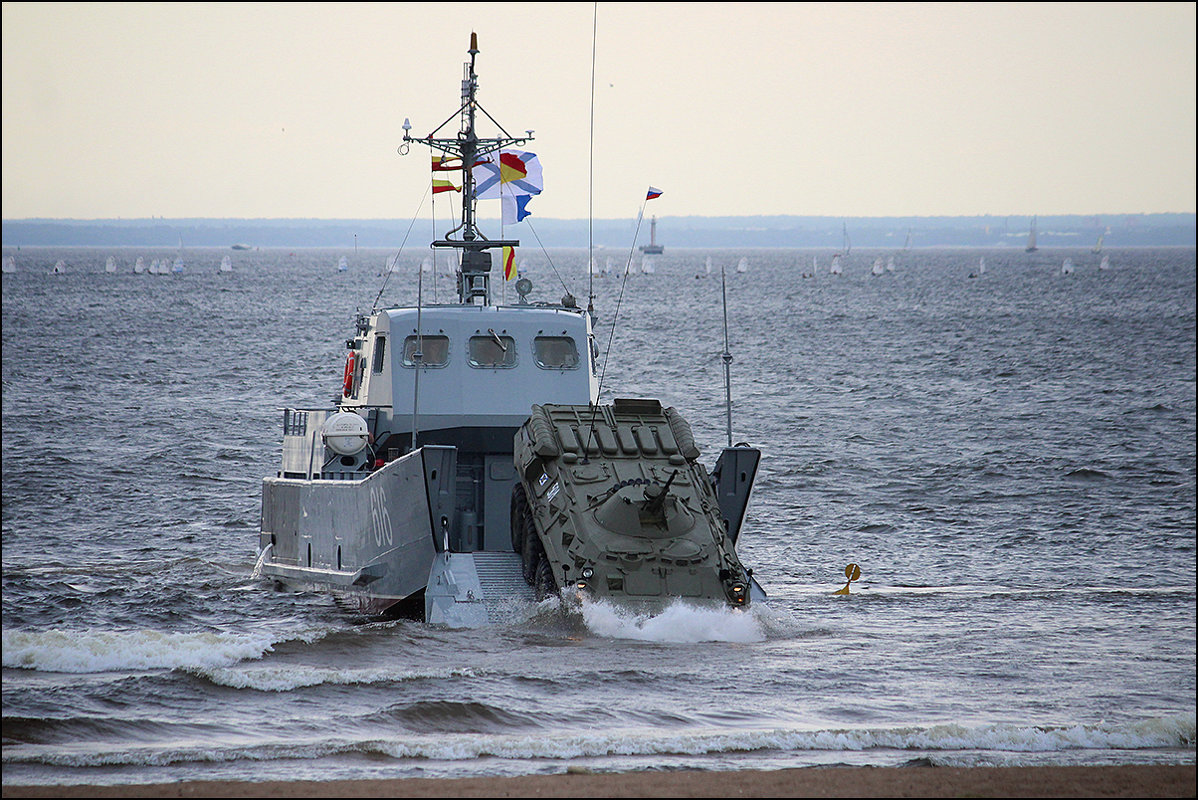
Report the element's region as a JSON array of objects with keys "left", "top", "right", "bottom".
[{"left": 2, "top": 246, "right": 1194, "bottom": 786}]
